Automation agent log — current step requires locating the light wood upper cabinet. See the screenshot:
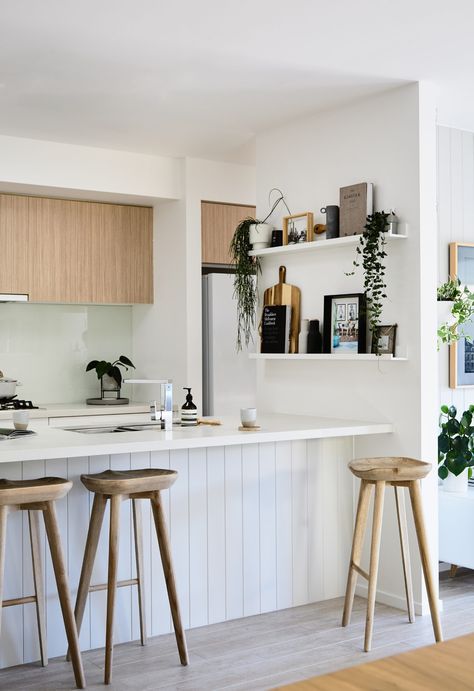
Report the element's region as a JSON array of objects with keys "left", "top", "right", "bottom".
[
  {"left": 201, "top": 201, "right": 256, "bottom": 265},
  {"left": 0, "top": 194, "right": 153, "bottom": 304}
]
